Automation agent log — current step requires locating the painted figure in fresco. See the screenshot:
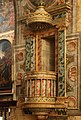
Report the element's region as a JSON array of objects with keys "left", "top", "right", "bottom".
[
  {"left": 2, "top": 63, "right": 9, "bottom": 81},
  {"left": 0, "top": 40, "right": 12, "bottom": 90},
  {"left": 0, "top": 64, "right": 3, "bottom": 84}
]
